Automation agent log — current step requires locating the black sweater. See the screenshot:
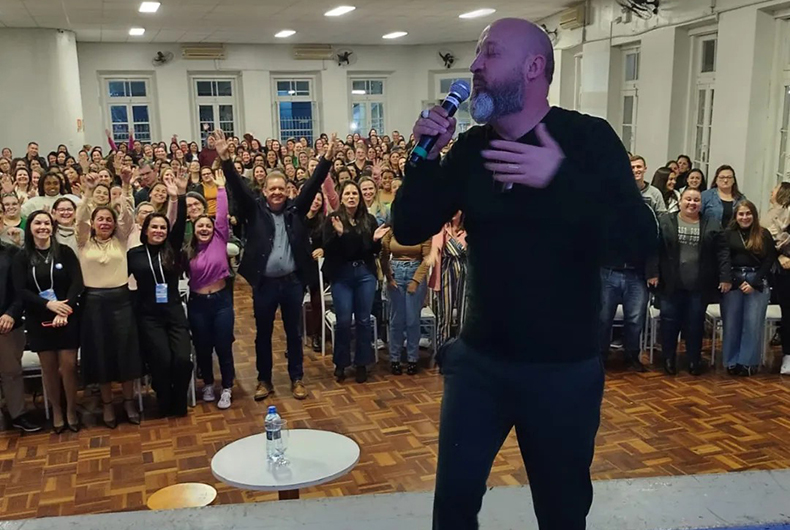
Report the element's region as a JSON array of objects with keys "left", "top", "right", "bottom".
[
  {"left": 321, "top": 213, "right": 381, "bottom": 281},
  {"left": 725, "top": 227, "right": 776, "bottom": 289},
  {"left": 128, "top": 196, "right": 187, "bottom": 310},
  {"left": 392, "top": 107, "right": 658, "bottom": 363},
  {"left": 12, "top": 245, "right": 84, "bottom": 320}
]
